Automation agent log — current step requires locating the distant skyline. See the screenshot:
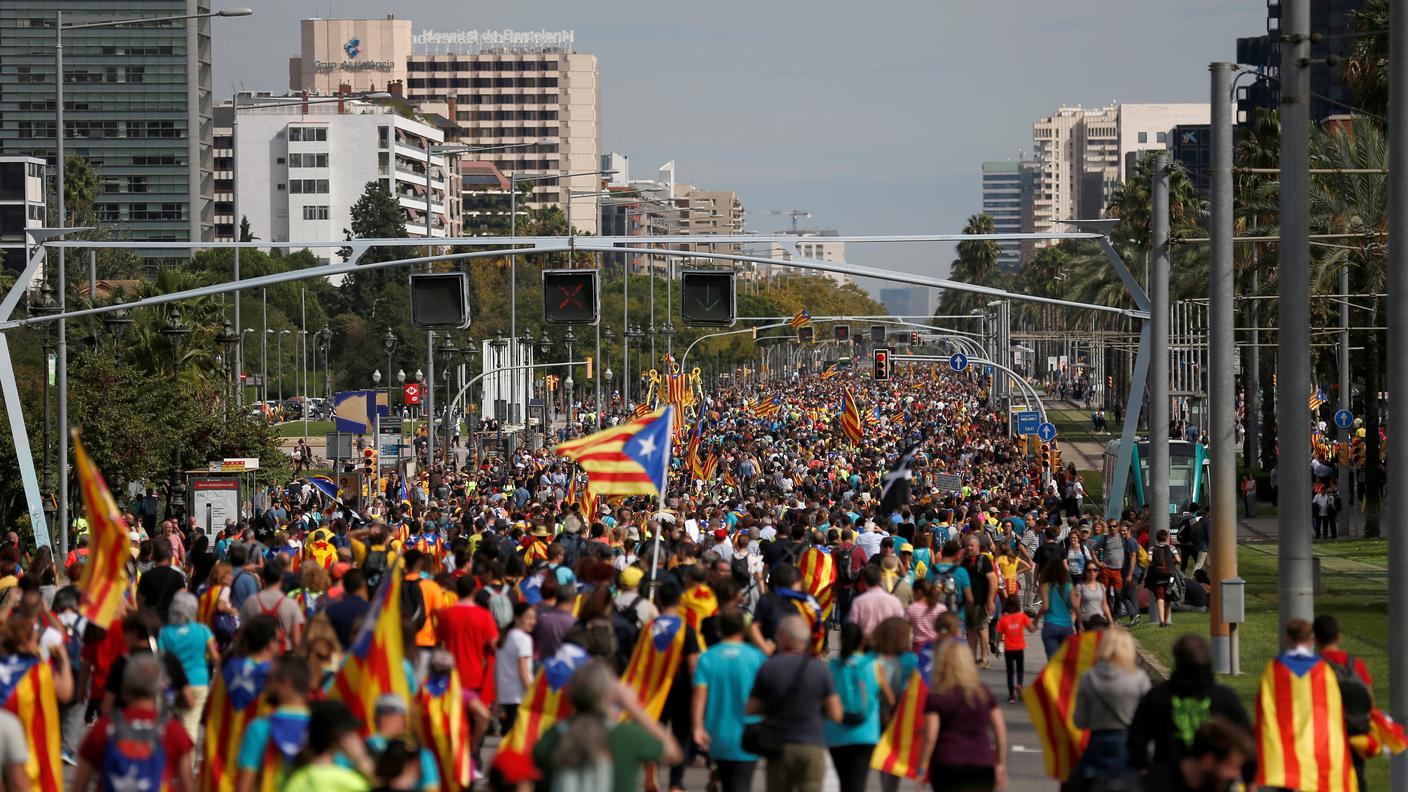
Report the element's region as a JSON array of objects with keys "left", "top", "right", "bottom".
[{"left": 214, "top": 1, "right": 1267, "bottom": 300}]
